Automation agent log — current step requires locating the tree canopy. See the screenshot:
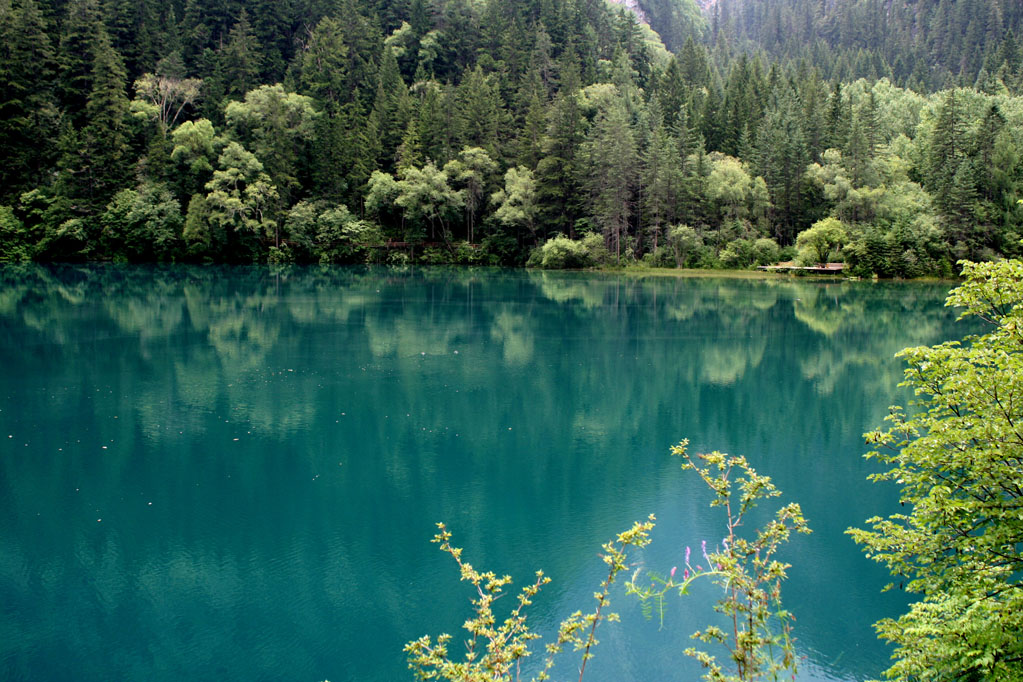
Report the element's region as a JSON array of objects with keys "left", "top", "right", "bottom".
[
  {"left": 1, "top": 0, "right": 1023, "bottom": 270},
  {"left": 849, "top": 258, "right": 1023, "bottom": 680}
]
